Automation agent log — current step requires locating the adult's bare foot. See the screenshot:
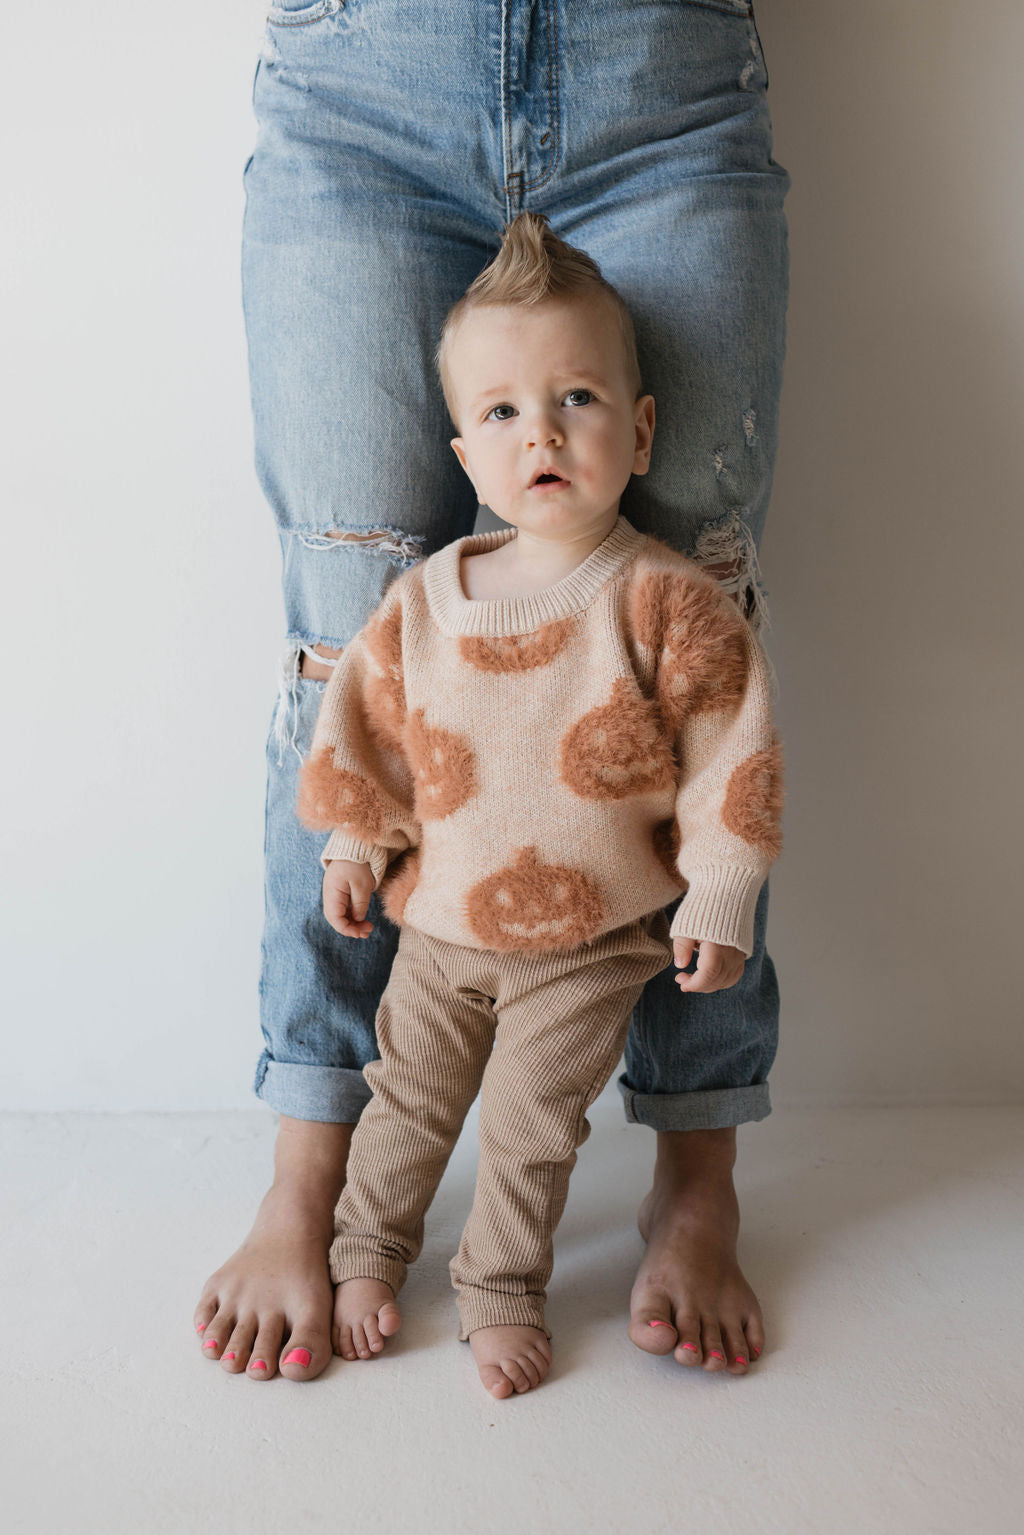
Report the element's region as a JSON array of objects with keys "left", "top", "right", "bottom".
[
  {"left": 193, "top": 1117, "right": 353, "bottom": 1382},
  {"left": 628, "top": 1127, "right": 765, "bottom": 1376}
]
